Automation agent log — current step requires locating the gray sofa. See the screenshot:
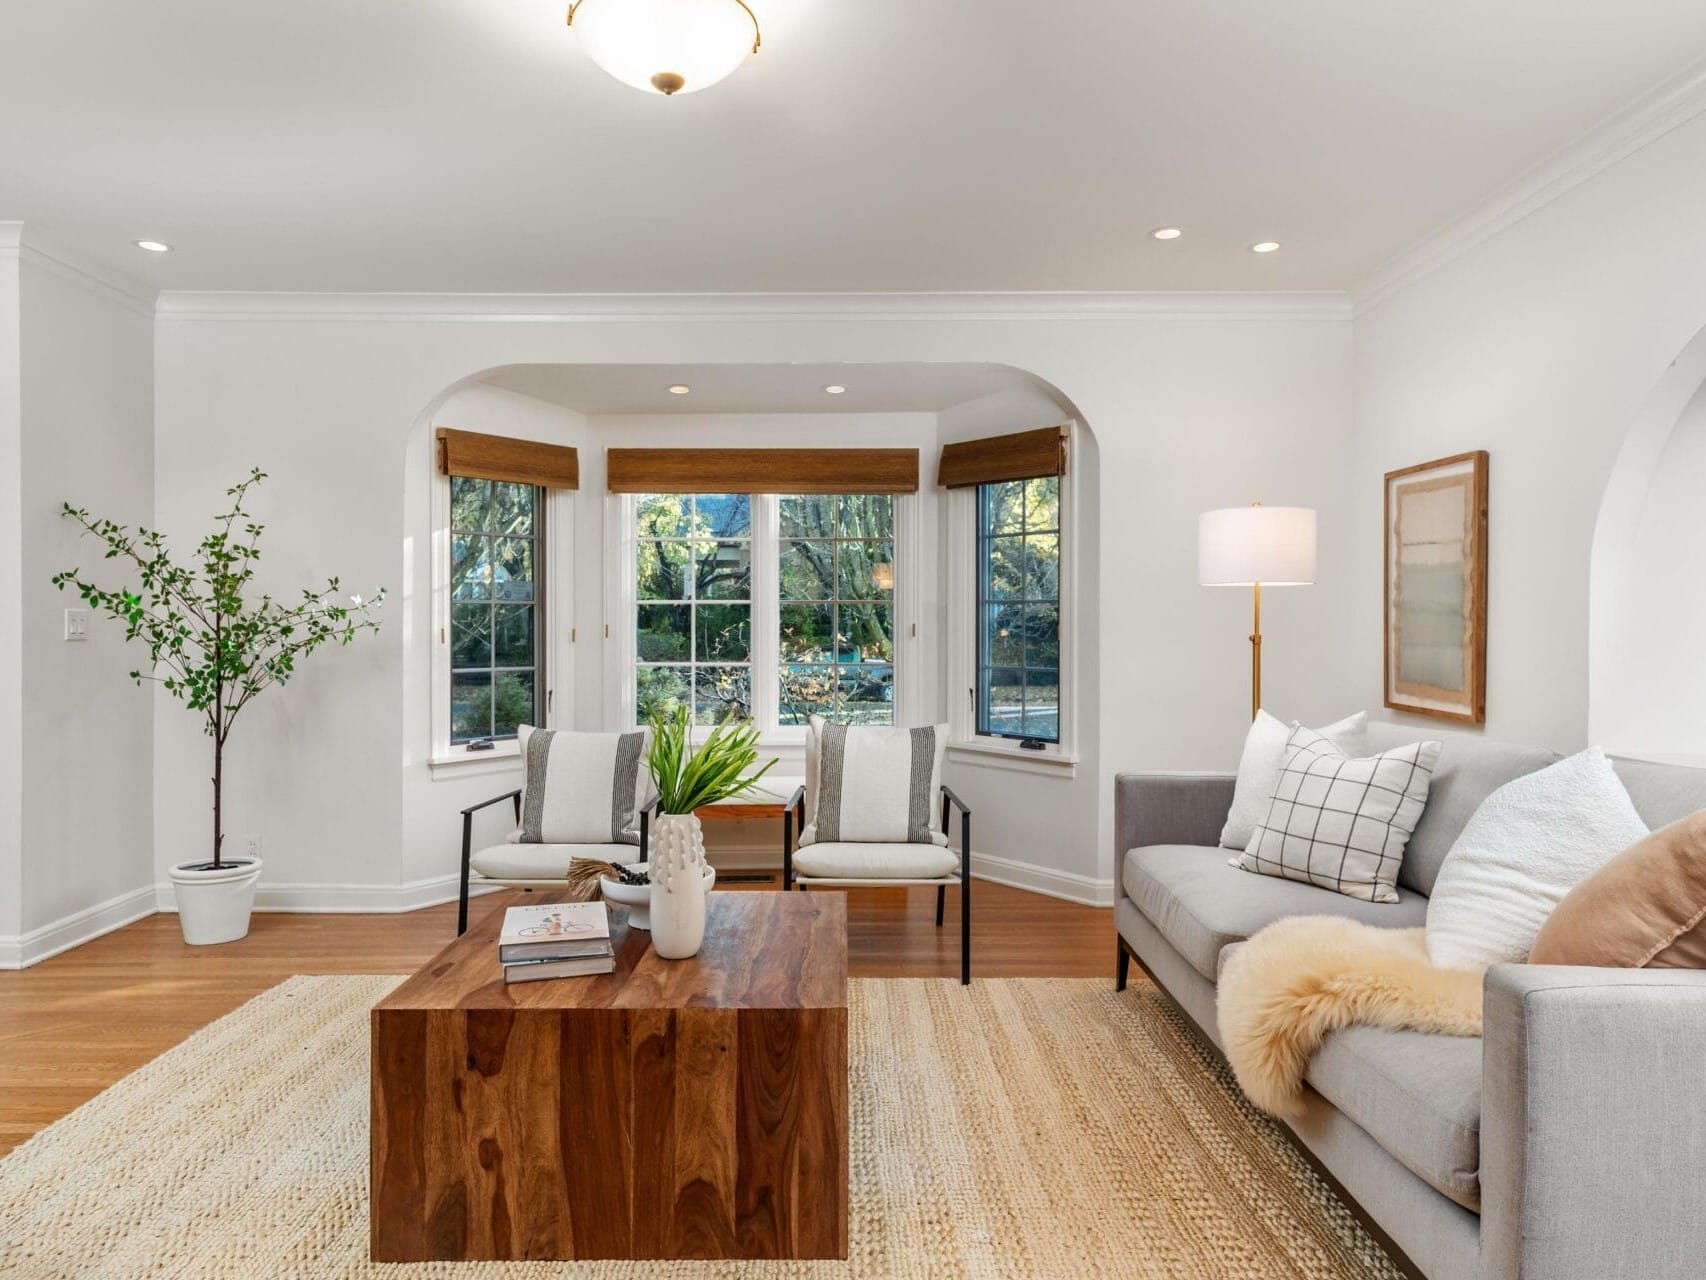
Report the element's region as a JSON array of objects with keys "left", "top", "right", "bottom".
[{"left": 1114, "top": 721, "right": 1706, "bottom": 1280}]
